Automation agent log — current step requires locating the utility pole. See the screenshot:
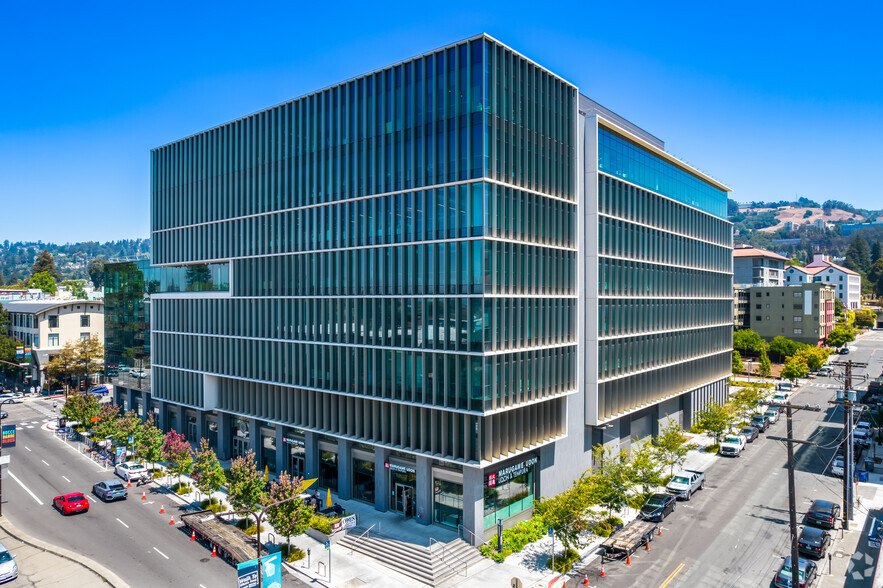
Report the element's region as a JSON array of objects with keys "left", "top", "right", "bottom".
[
  {"left": 830, "top": 359, "right": 868, "bottom": 530},
  {"left": 769, "top": 401, "right": 820, "bottom": 575}
]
